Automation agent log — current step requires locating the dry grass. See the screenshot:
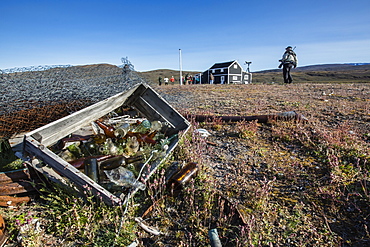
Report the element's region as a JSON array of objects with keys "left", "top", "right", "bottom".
[
  {"left": 151, "top": 83, "right": 370, "bottom": 246},
  {"left": 1, "top": 82, "right": 369, "bottom": 246}
]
